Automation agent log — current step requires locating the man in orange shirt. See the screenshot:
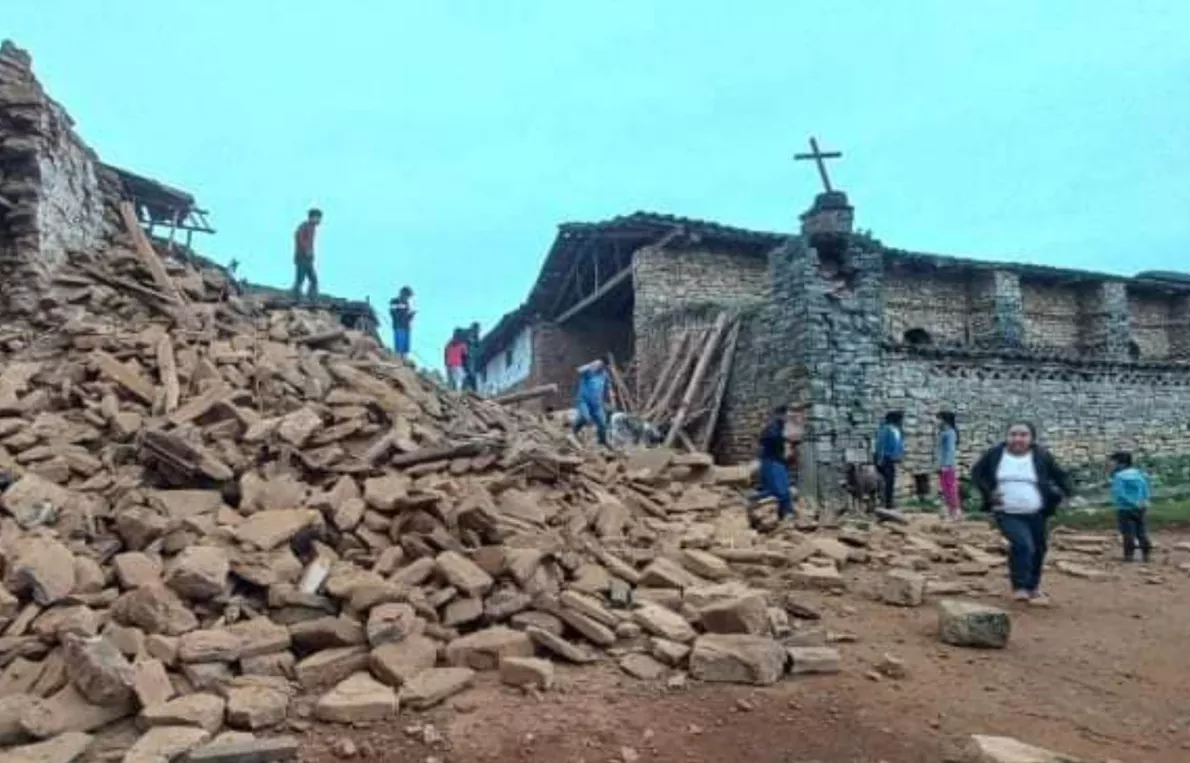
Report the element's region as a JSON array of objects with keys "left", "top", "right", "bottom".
[
  {"left": 444, "top": 329, "right": 468, "bottom": 391},
  {"left": 292, "top": 208, "right": 322, "bottom": 301}
]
